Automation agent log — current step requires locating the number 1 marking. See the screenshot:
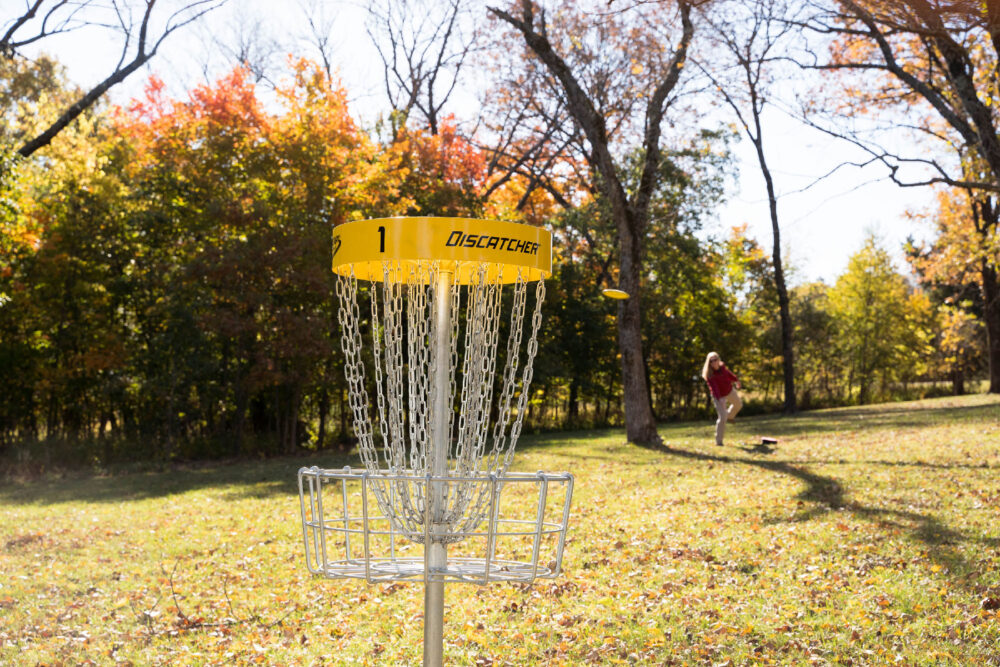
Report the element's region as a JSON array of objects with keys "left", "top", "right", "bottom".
[{"left": 378, "top": 226, "right": 385, "bottom": 252}]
